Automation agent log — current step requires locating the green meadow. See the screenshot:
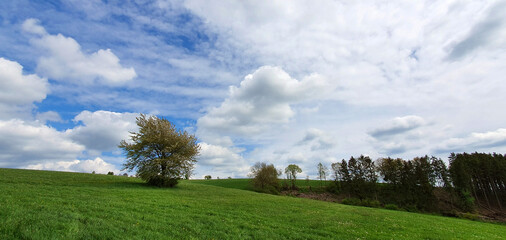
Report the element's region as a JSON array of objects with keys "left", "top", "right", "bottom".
[{"left": 1, "top": 168, "right": 504, "bottom": 239}]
